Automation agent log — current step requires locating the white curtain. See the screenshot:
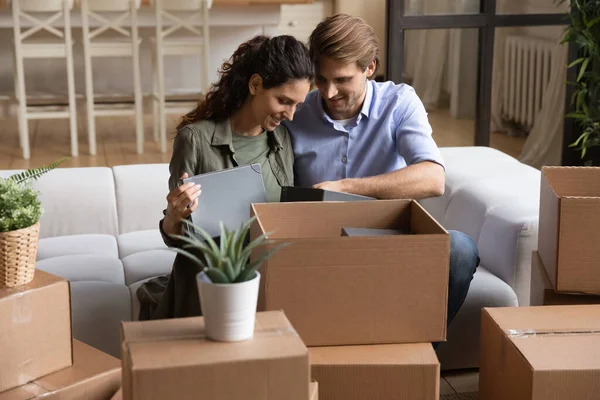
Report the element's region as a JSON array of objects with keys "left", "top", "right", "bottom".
[{"left": 518, "top": 43, "right": 567, "bottom": 168}]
